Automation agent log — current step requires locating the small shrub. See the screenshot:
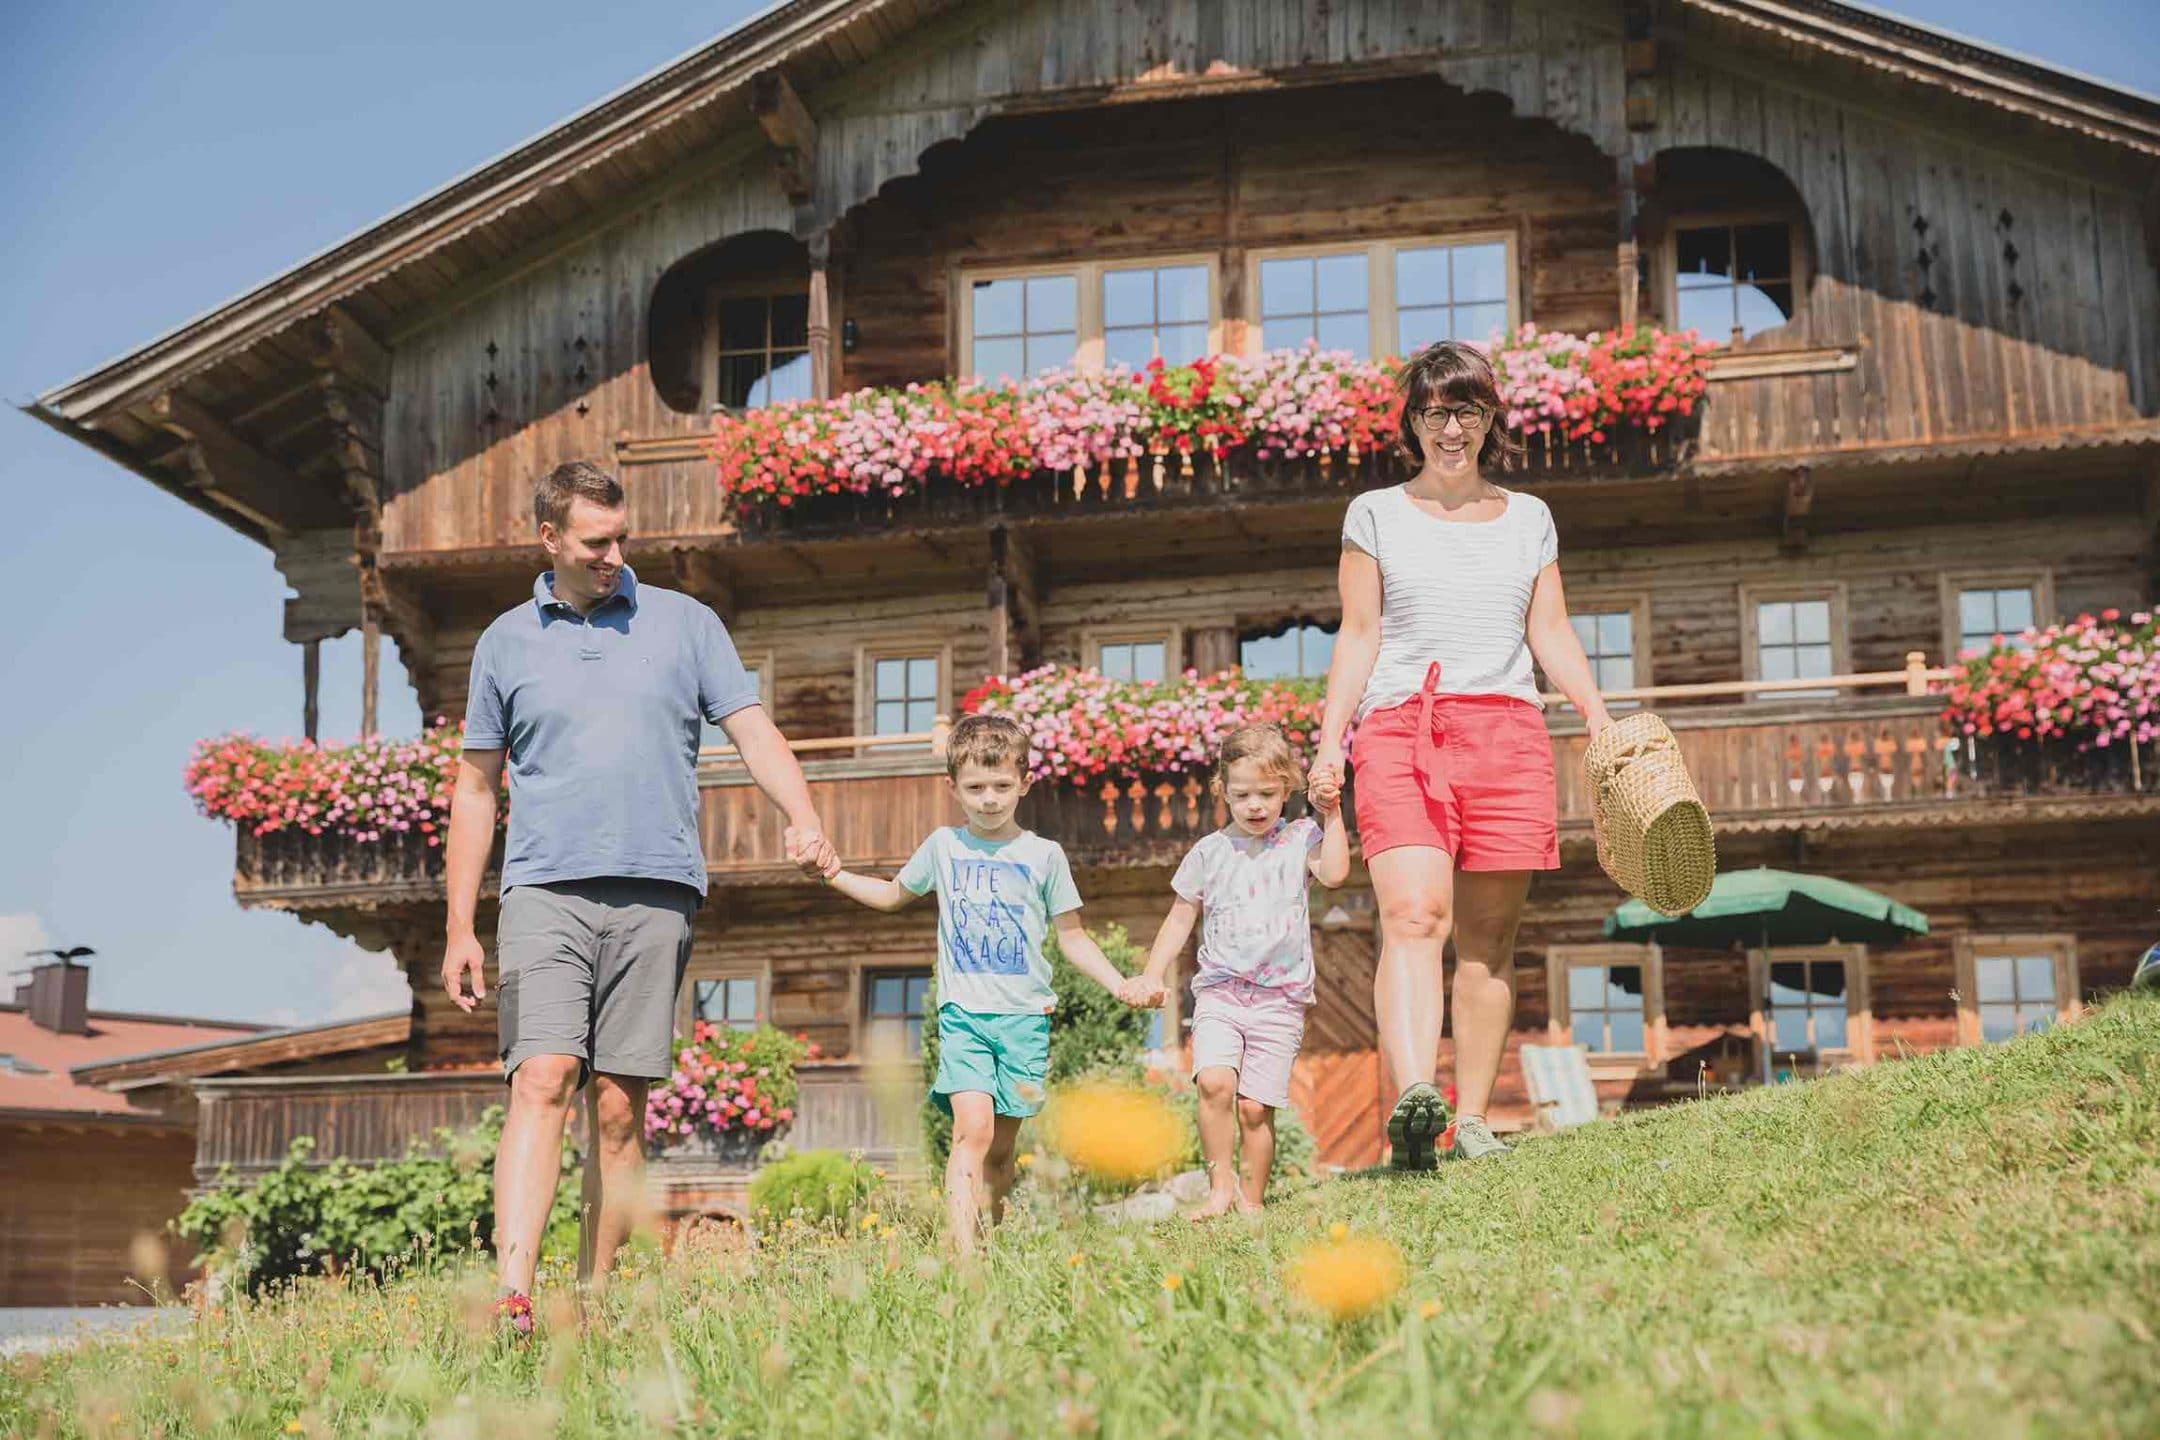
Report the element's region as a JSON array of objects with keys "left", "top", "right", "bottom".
[
  {"left": 920, "top": 922, "right": 1151, "bottom": 1163},
  {"left": 175, "top": 1106, "right": 578, "bottom": 1295},
  {"left": 748, "top": 1149, "right": 880, "bottom": 1228}
]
